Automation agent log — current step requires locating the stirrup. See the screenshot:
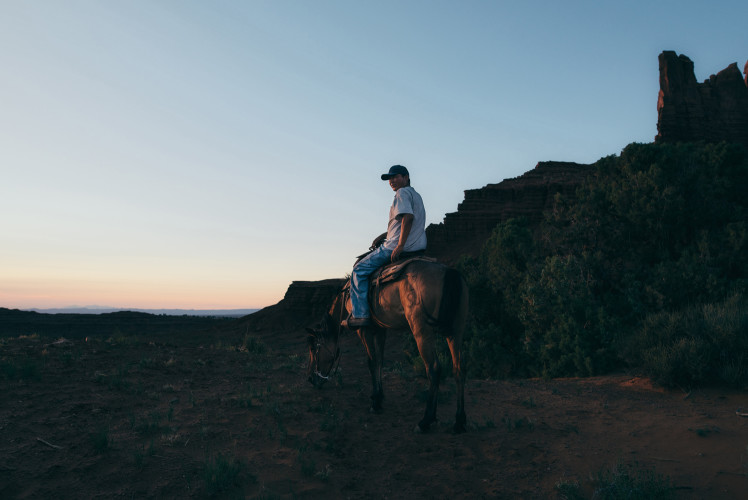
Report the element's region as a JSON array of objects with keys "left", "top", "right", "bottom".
[{"left": 341, "top": 316, "right": 371, "bottom": 329}]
